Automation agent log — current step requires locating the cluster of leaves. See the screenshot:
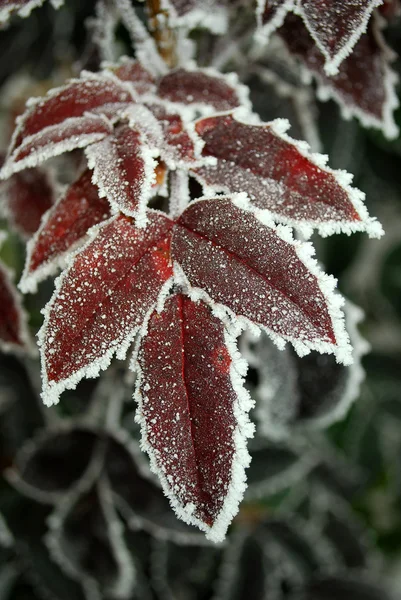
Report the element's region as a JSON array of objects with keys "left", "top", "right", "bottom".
[
  {"left": 0, "top": 346, "right": 395, "bottom": 600},
  {"left": 0, "top": 0, "right": 401, "bottom": 597}
]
